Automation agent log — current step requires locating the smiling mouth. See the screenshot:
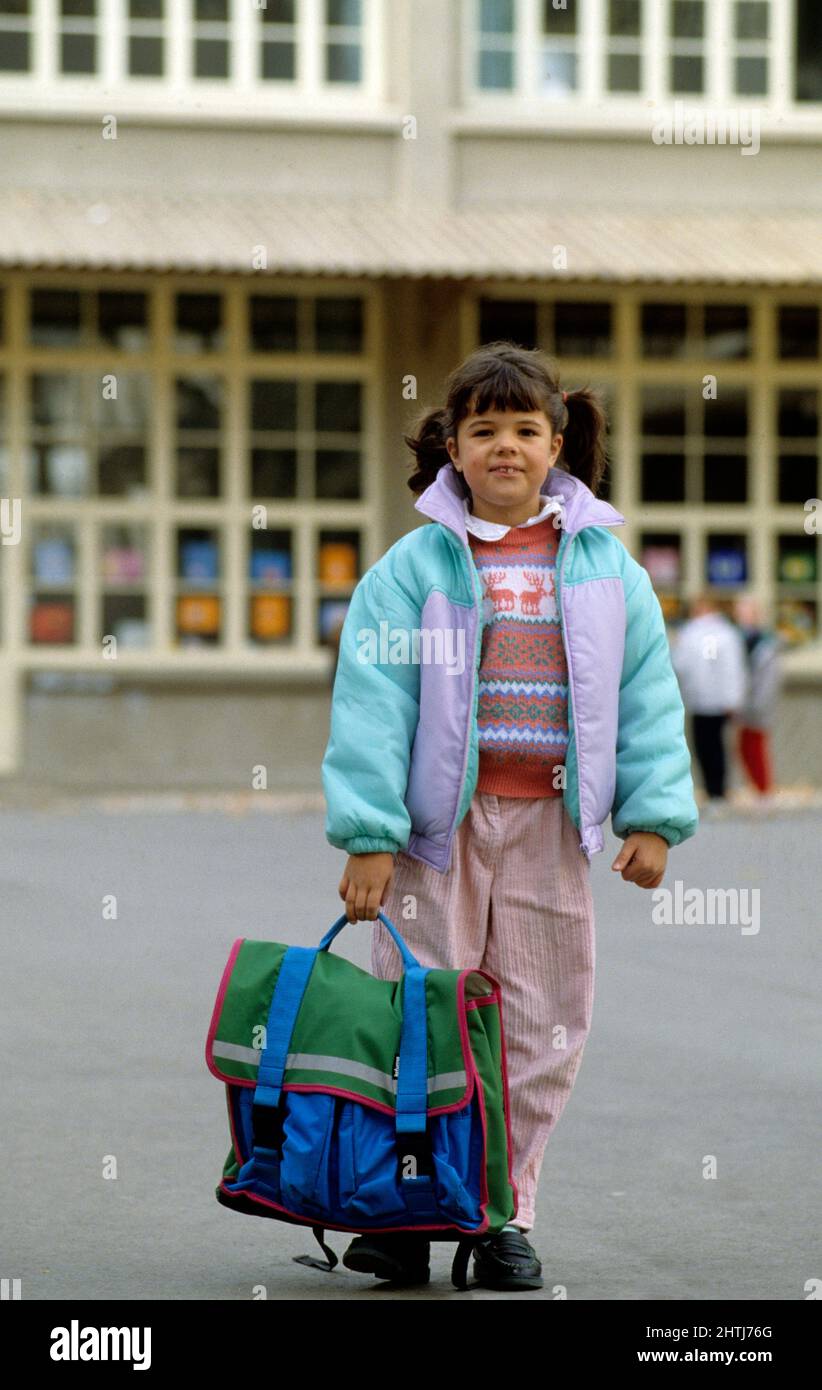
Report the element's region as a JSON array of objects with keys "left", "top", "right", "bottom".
[{"left": 490, "top": 466, "right": 522, "bottom": 474}]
